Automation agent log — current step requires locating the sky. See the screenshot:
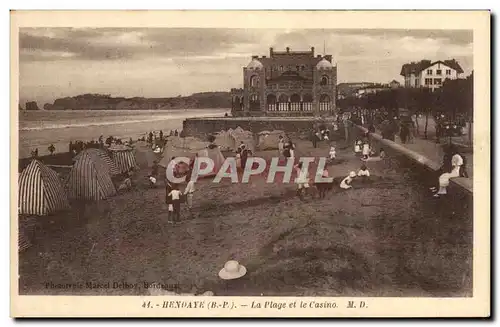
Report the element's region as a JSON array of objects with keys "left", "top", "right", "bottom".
[{"left": 18, "top": 28, "right": 473, "bottom": 105}]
